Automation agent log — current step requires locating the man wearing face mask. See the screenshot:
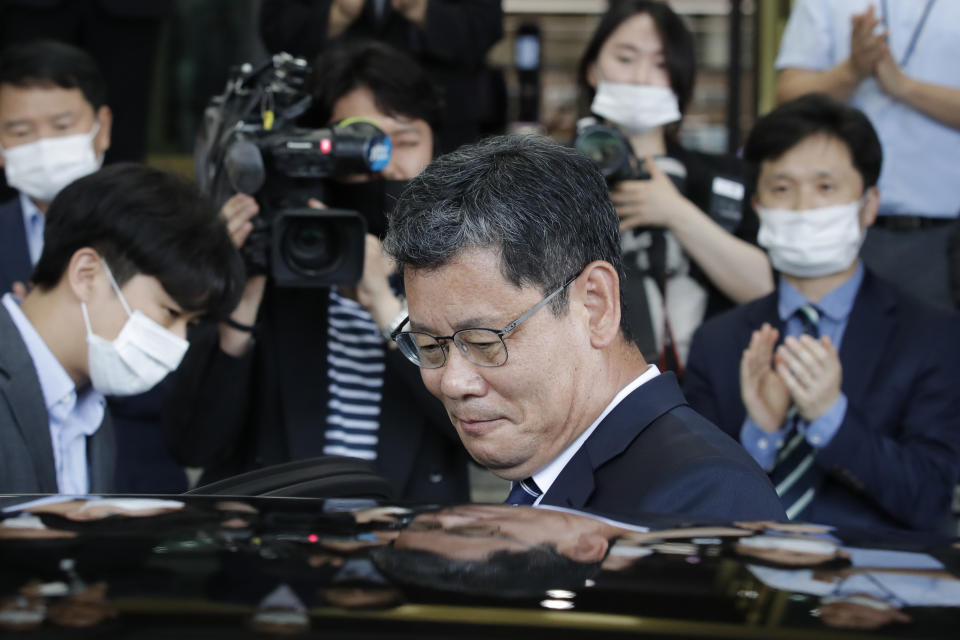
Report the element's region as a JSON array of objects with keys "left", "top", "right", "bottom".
[
  {"left": 166, "top": 40, "right": 471, "bottom": 504},
  {"left": 684, "top": 94, "right": 960, "bottom": 532},
  {"left": 0, "top": 40, "right": 111, "bottom": 297},
  {"left": 0, "top": 164, "right": 244, "bottom": 493}
]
